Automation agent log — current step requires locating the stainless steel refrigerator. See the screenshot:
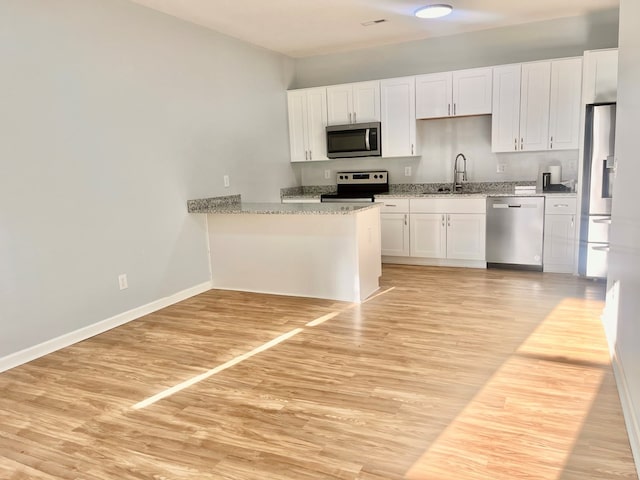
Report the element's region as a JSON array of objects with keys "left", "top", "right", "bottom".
[{"left": 579, "top": 103, "right": 616, "bottom": 278}]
